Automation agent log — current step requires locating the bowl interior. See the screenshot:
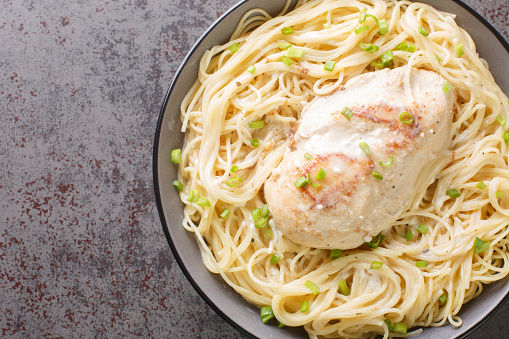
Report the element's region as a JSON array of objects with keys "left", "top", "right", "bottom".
[{"left": 153, "top": 1, "right": 509, "bottom": 338}]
